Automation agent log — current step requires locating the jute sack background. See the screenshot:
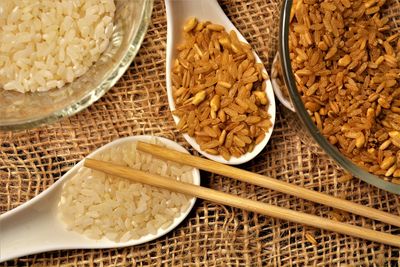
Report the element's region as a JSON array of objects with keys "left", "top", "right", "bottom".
[{"left": 1, "top": 0, "right": 399, "bottom": 266}]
